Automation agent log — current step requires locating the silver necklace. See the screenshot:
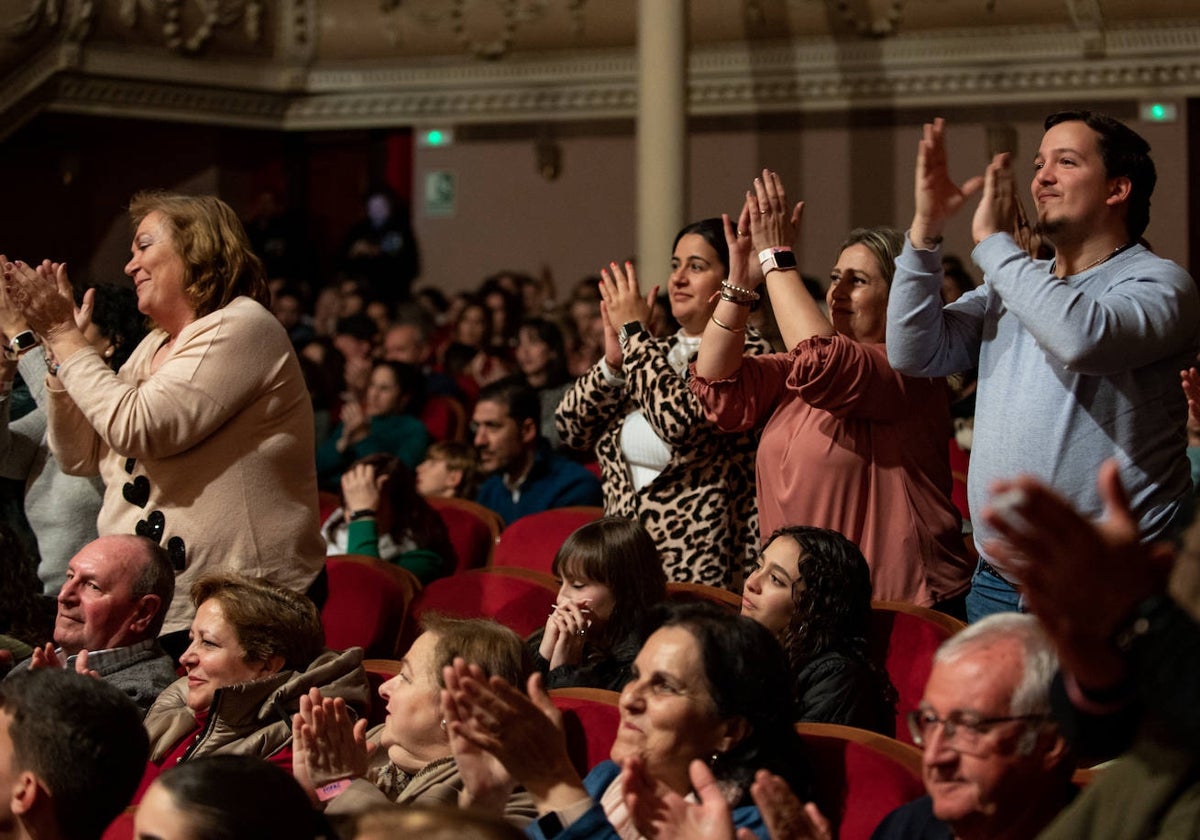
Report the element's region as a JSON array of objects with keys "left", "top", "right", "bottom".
[{"left": 1054, "top": 242, "right": 1134, "bottom": 276}]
